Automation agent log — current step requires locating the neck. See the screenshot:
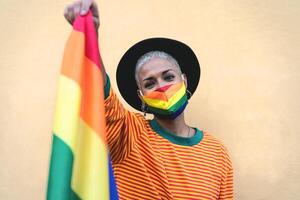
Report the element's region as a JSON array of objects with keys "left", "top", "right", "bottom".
[{"left": 153, "top": 112, "right": 192, "bottom": 137}]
